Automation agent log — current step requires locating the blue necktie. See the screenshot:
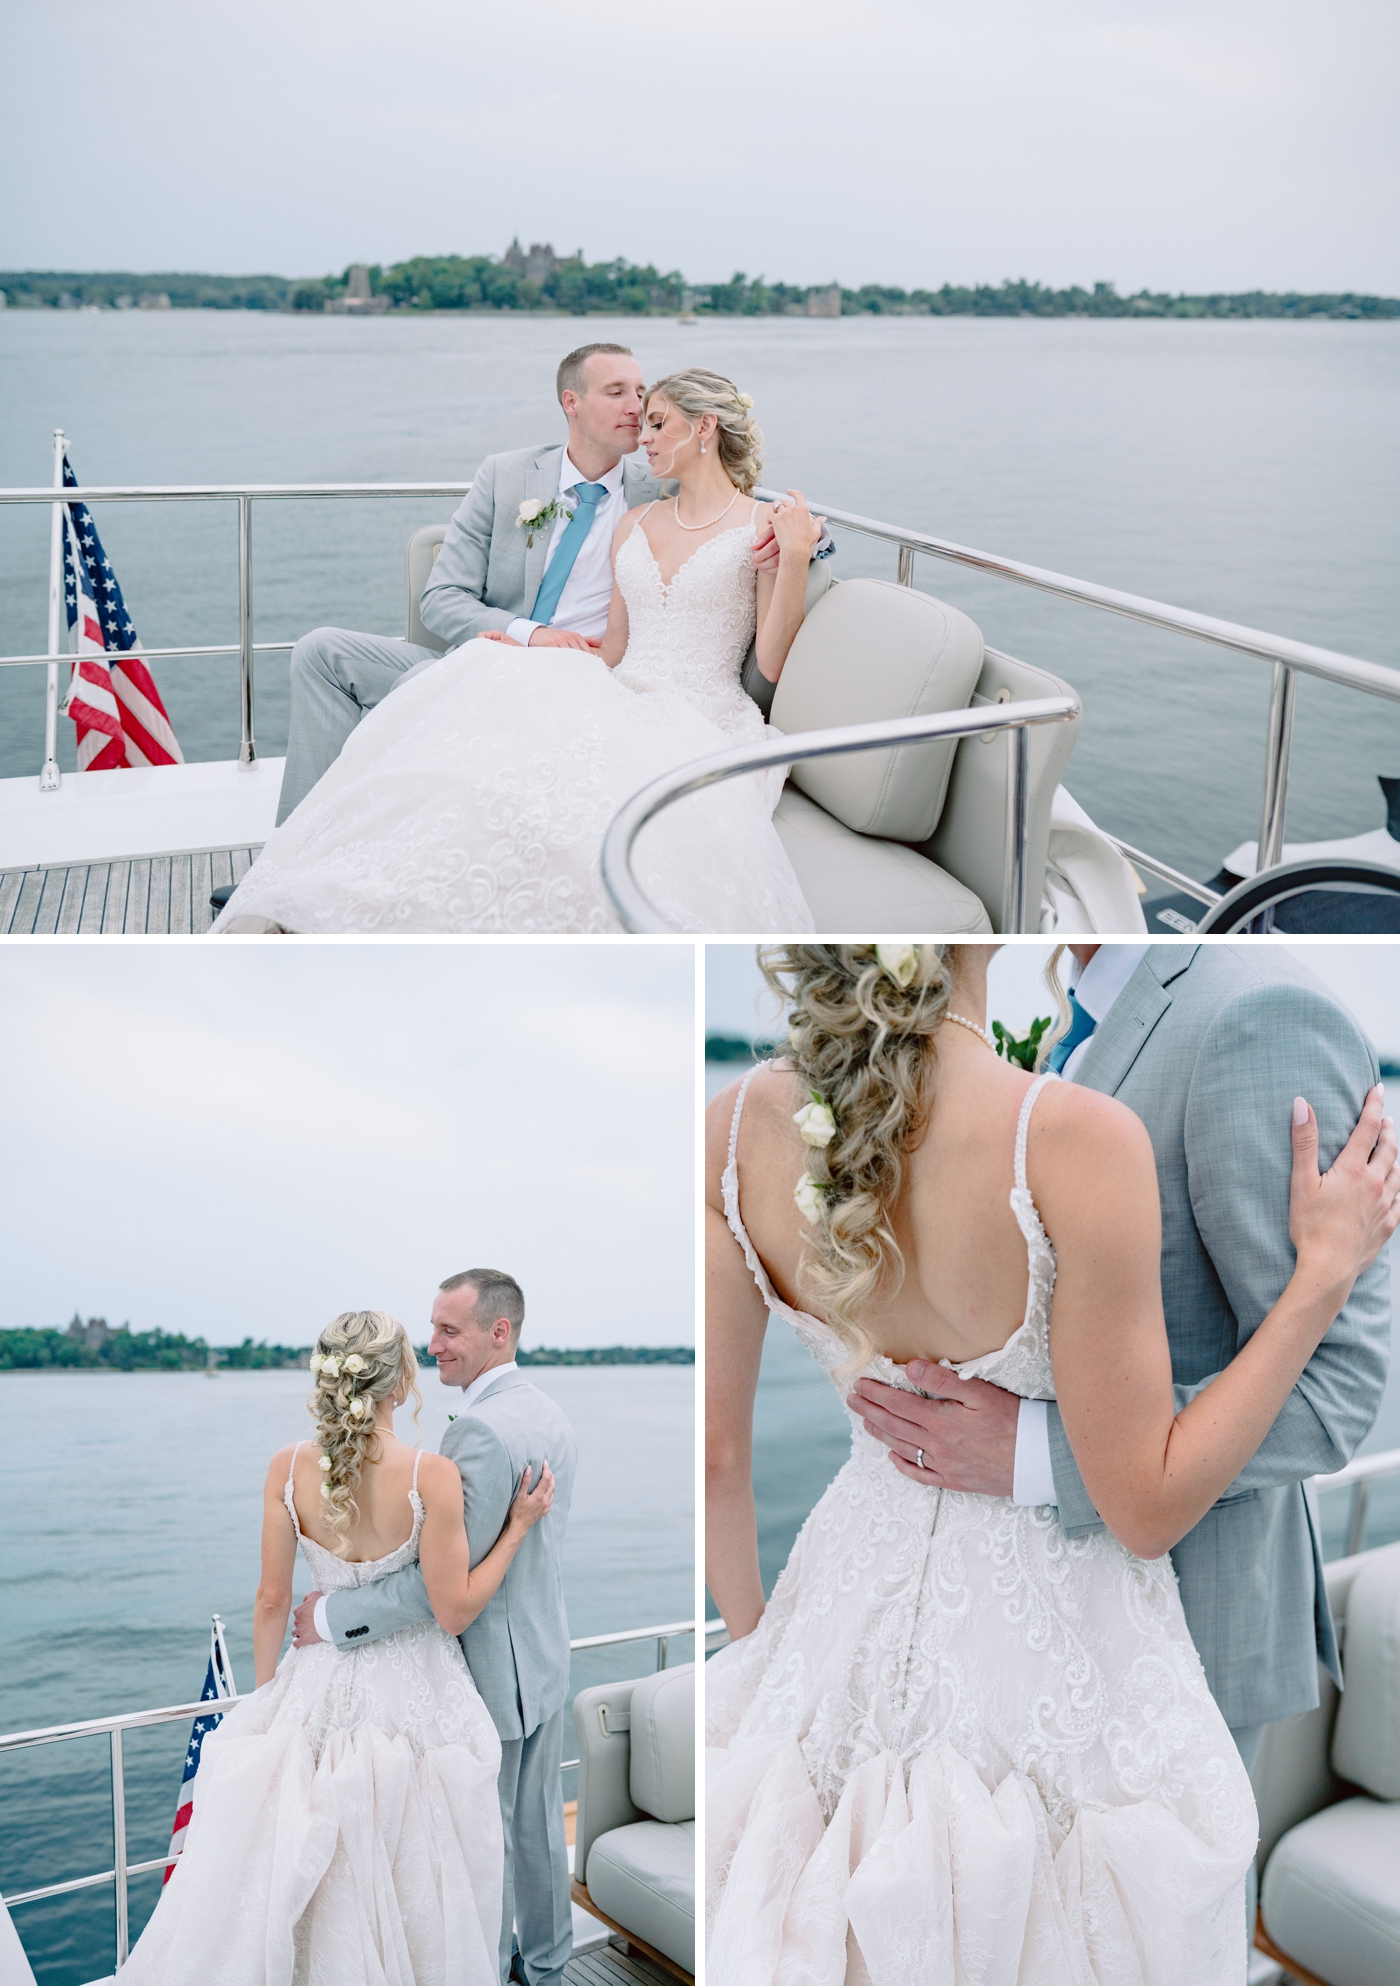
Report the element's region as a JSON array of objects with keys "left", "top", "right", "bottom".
[
  {"left": 1048, "top": 990, "right": 1098, "bottom": 1074},
  {"left": 530, "top": 483, "right": 609, "bottom": 627}
]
